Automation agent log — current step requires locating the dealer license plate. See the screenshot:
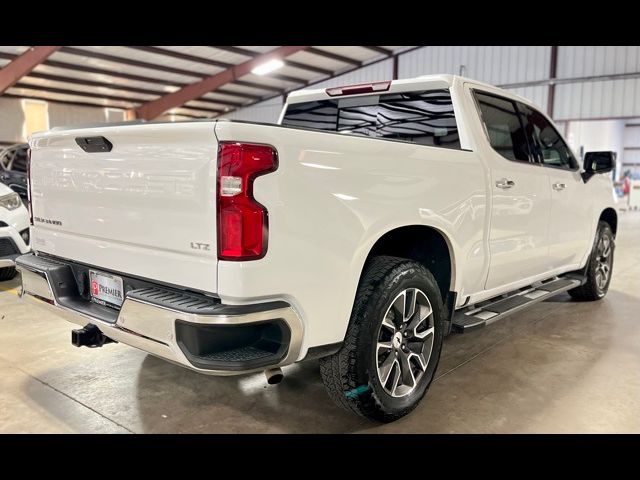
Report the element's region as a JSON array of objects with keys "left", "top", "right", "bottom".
[{"left": 89, "top": 270, "right": 124, "bottom": 309}]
